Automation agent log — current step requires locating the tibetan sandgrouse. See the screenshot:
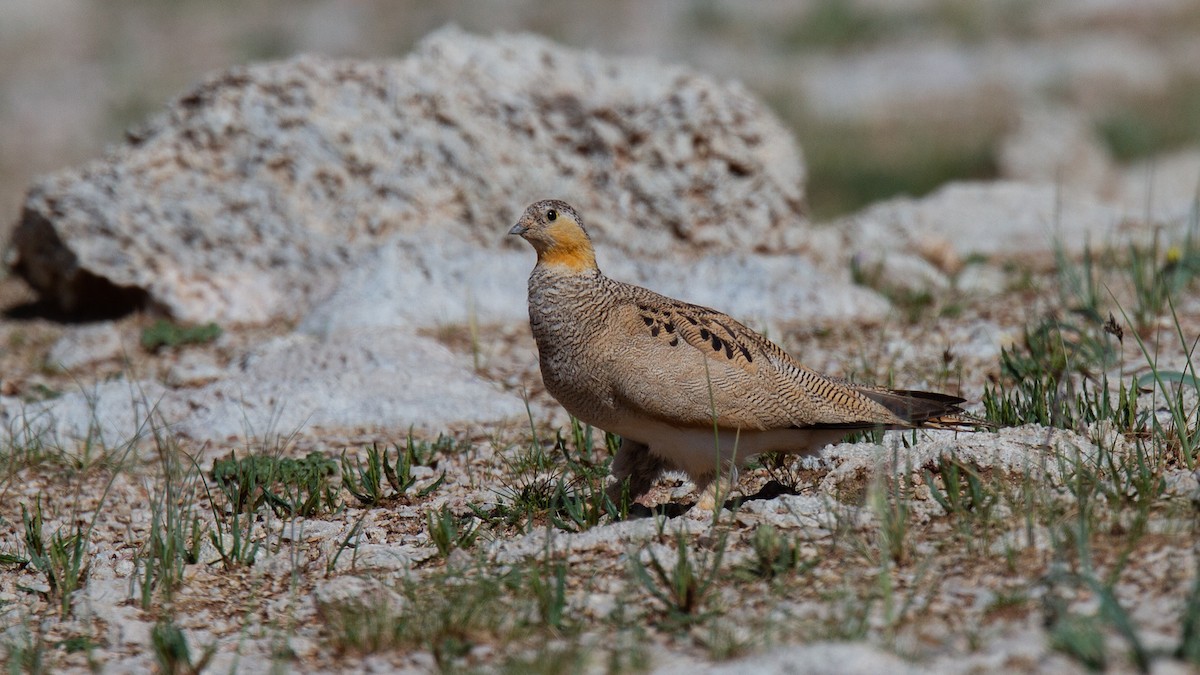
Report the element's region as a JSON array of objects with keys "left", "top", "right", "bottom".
[{"left": 510, "top": 199, "right": 984, "bottom": 508}]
